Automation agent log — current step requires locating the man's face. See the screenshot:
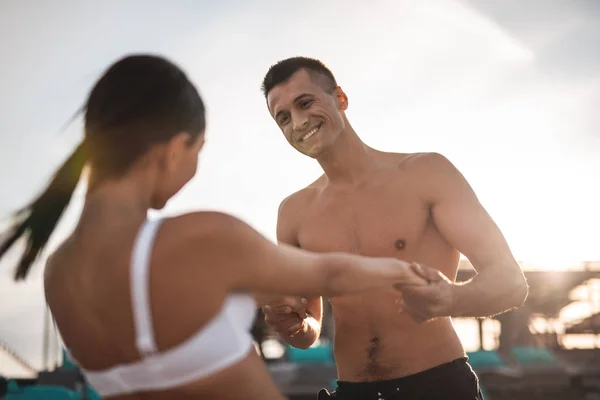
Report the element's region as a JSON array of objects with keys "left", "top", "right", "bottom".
[{"left": 267, "top": 69, "right": 347, "bottom": 158}]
